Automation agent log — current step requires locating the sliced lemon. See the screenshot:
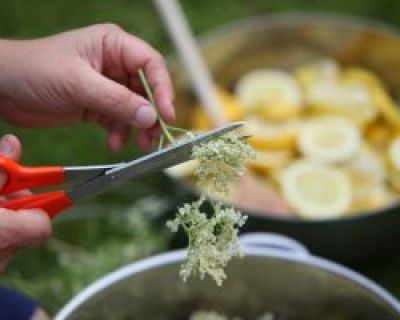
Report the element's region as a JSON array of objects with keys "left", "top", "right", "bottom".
[
  {"left": 245, "top": 117, "right": 300, "bottom": 151},
  {"left": 247, "top": 149, "right": 294, "bottom": 175},
  {"left": 280, "top": 160, "right": 352, "bottom": 219},
  {"left": 343, "top": 145, "right": 385, "bottom": 199},
  {"left": 166, "top": 159, "right": 199, "bottom": 178},
  {"left": 388, "top": 169, "right": 400, "bottom": 193},
  {"left": 349, "top": 184, "right": 394, "bottom": 214},
  {"left": 235, "top": 69, "right": 303, "bottom": 121},
  {"left": 191, "top": 88, "right": 244, "bottom": 130},
  {"left": 372, "top": 86, "right": 400, "bottom": 130},
  {"left": 298, "top": 116, "right": 361, "bottom": 164},
  {"left": 341, "top": 67, "right": 384, "bottom": 89},
  {"left": 365, "top": 121, "right": 393, "bottom": 151},
  {"left": 295, "top": 57, "right": 340, "bottom": 88},
  {"left": 307, "top": 79, "right": 378, "bottom": 127},
  {"left": 388, "top": 136, "right": 400, "bottom": 171},
  {"left": 342, "top": 67, "right": 400, "bottom": 130}
]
